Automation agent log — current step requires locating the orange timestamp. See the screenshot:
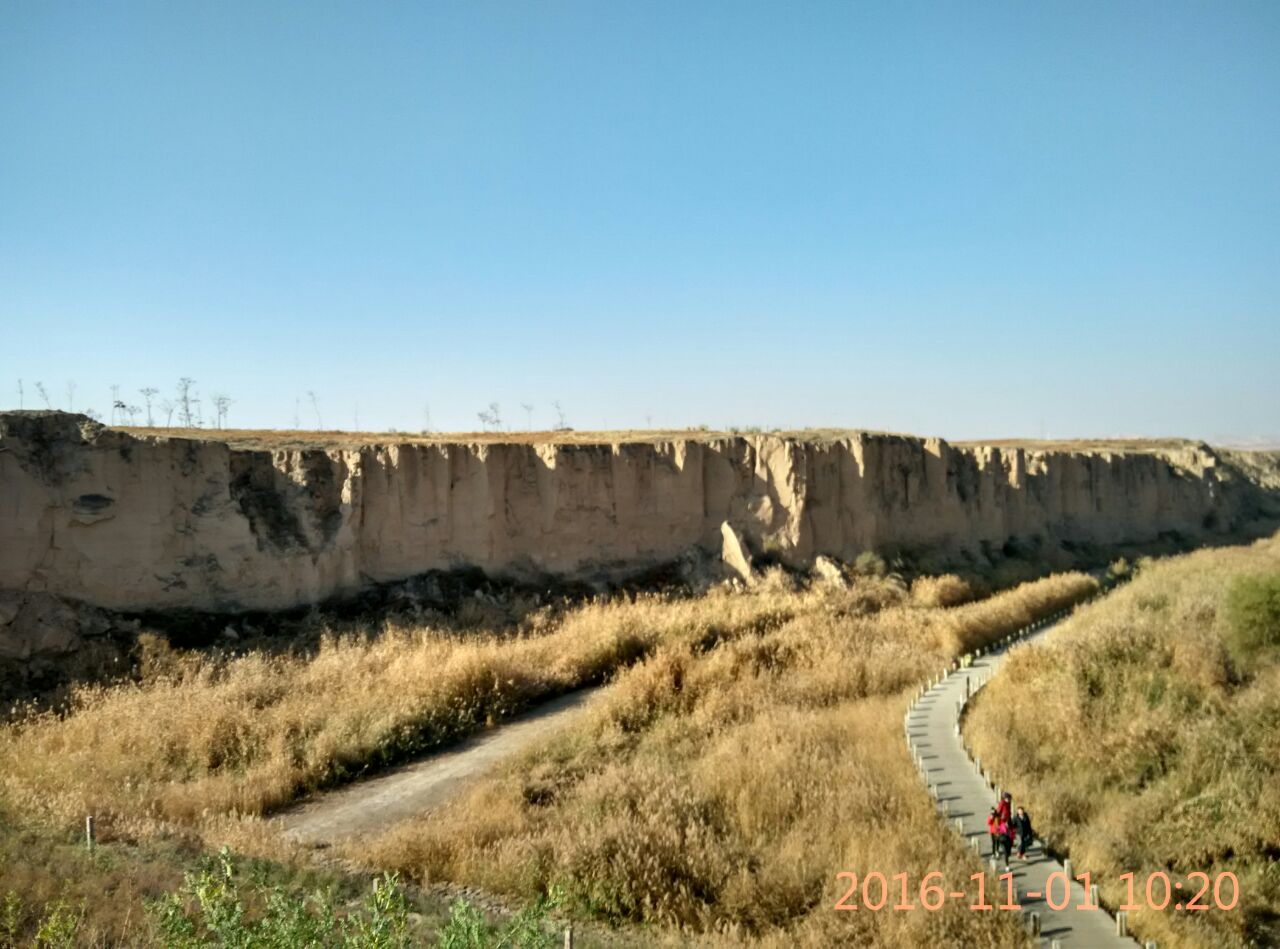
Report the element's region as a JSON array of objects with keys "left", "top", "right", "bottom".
[{"left": 832, "top": 870, "right": 1240, "bottom": 913}]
